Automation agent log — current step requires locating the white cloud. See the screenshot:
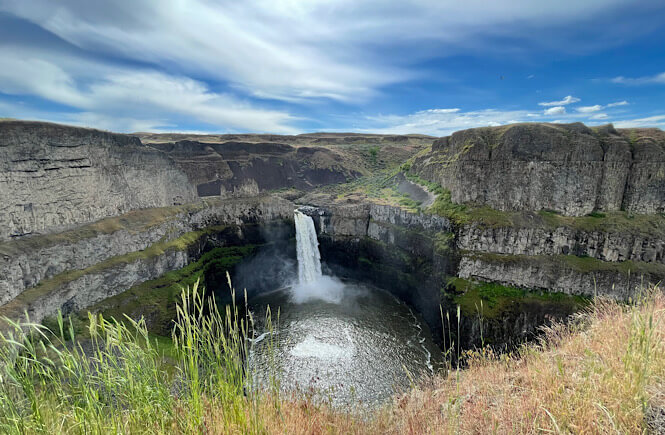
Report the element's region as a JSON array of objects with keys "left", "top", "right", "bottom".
[
  {"left": 354, "top": 103, "right": 665, "bottom": 136},
  {"left": 544, "top": 106, "right": 566, "bottom": 115},
  {"left": 361, "top": 107, "right": 533, "bottom": 136},
  {"left": 576, "top": 105, "right": 603, "bottom": 113},
  {"left": 611, "top": 72, "right": 665, "bottom": 85},
  {"left": 0, "top": 0, "right": 646, "bottom": 104},
  {"left": 539, "top": 96, "right": 581, "bottom": 107},
  {"left": 0, "top": 47, "right": 299, "bottom": 133},
  {"left": 613, "top": 115, "right": 665, "bottom": 128},
  {"left": 607, "top": 100, "right": 629, "bottom": 107}
]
